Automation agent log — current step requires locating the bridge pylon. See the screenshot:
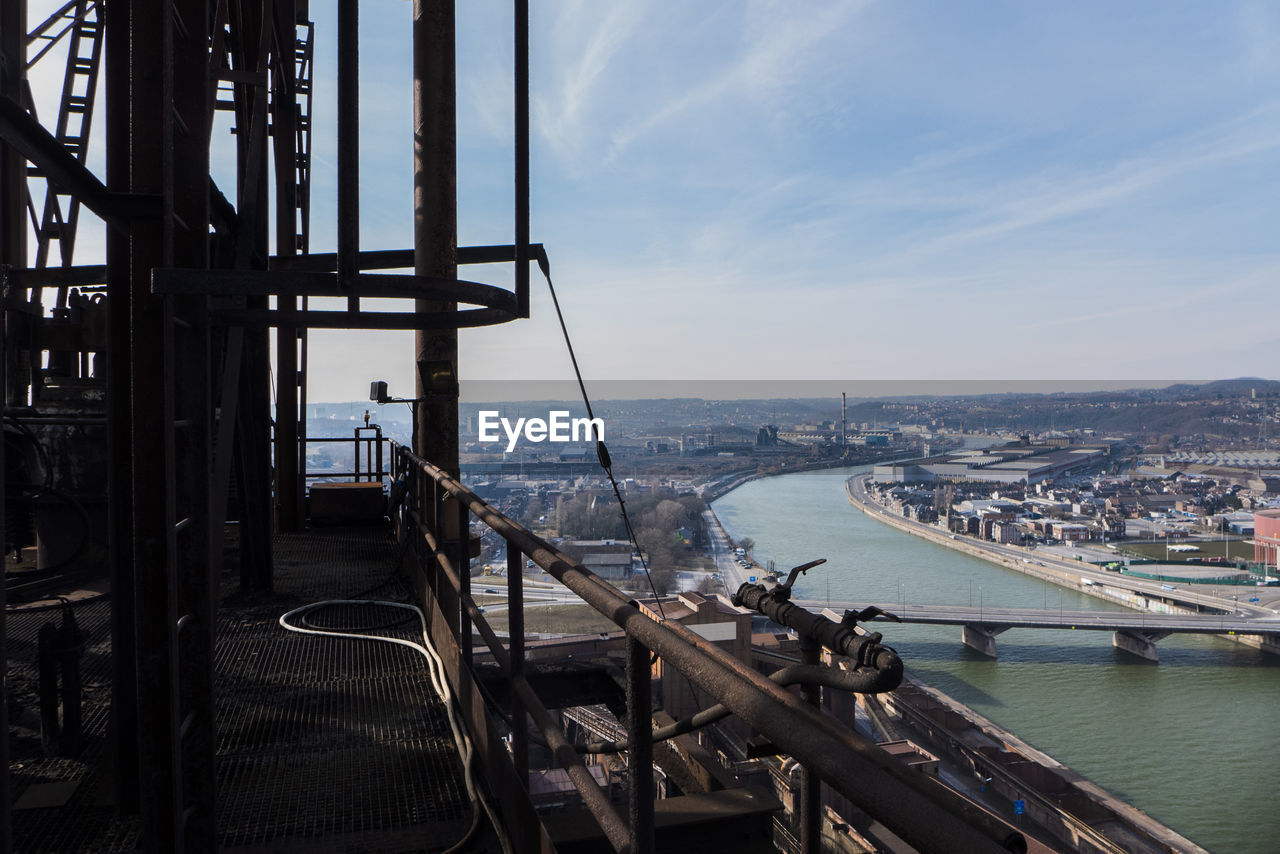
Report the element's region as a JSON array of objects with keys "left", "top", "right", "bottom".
[
  {"left": 1112, "top": 629, "right": 1172, "bottom": 662},
  {"left": 962, "top": 624, "right": 1009, "bottom": 658}
]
